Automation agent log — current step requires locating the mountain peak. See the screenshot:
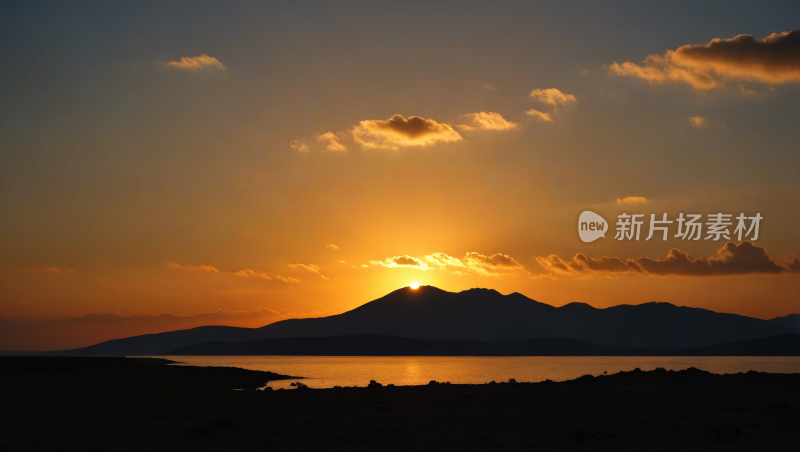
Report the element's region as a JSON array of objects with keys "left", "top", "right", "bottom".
[
  {"left": 641, "top": 302, "right": 679, "bottom": 308},
  {"left": 560, "top": 302, "right": 596, "bottom": 310},
  {"left": 458, "top": 287, "right": 502, "bottom": 296}
]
